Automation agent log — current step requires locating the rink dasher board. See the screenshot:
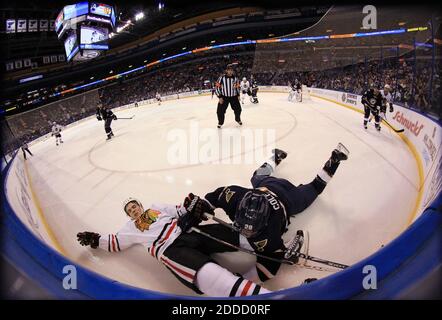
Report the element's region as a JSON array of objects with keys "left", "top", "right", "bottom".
[{"left": 307, "top": 87, "right": 441, "bottom": 222}]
